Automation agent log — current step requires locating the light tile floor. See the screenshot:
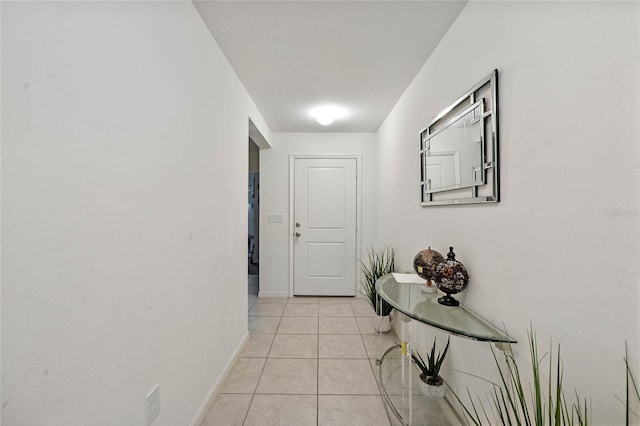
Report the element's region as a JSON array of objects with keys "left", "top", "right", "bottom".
[{"left": 199, "top": 275, "right": 450, "bottom": 425}]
